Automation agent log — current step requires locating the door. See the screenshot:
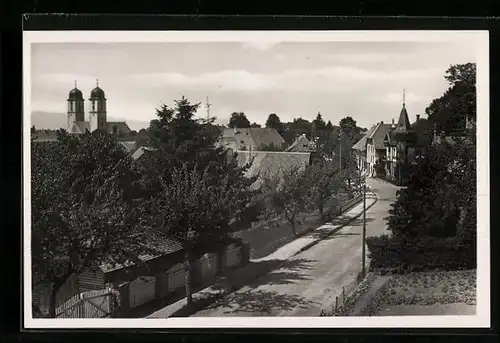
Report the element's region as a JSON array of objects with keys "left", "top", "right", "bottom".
[
  {"left": 129, "top": 276, "right": 156, "bottom": 309},
  {"left": 167, "top": 263, "right": 185, "bottom": 292},
  {"left": 226, "top": 244, "right": 242, "bottom": 268},
  {"left": 197, "top": 253, "right": 218, "bottom": 281}
]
